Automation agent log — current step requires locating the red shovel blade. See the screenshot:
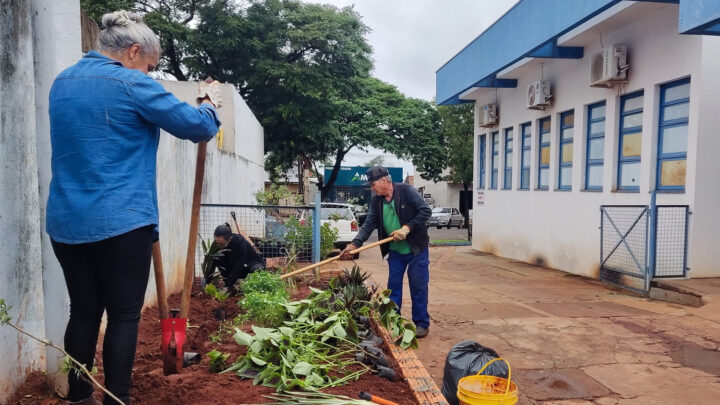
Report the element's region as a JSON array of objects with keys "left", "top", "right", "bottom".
[{"left": 161, "top": 317, "right": 187, "bottom": 375}]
